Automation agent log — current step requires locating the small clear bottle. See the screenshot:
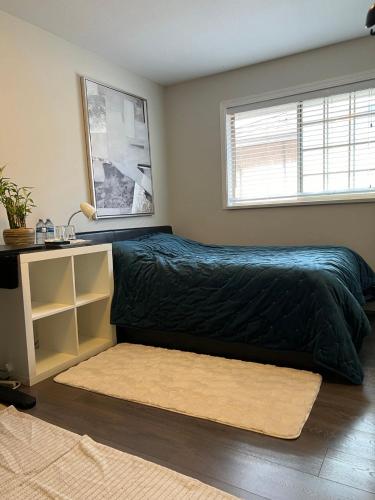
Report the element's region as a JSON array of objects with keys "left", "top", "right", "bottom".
[
  {"left": 35, "top": 219, "right": 45, "bottom": 244},
  {"left": 45, "top": 219, "right": 55, "bottom": 241}
]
